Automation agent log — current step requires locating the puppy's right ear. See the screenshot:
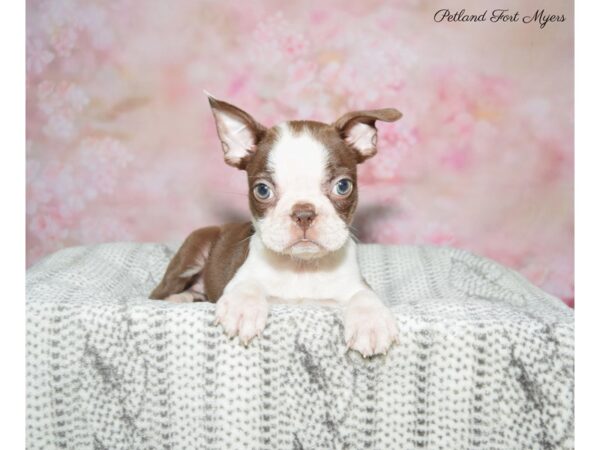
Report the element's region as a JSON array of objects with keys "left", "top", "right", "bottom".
[{"left": 206, "top": 93, "right": 266, "bottom": 170}]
